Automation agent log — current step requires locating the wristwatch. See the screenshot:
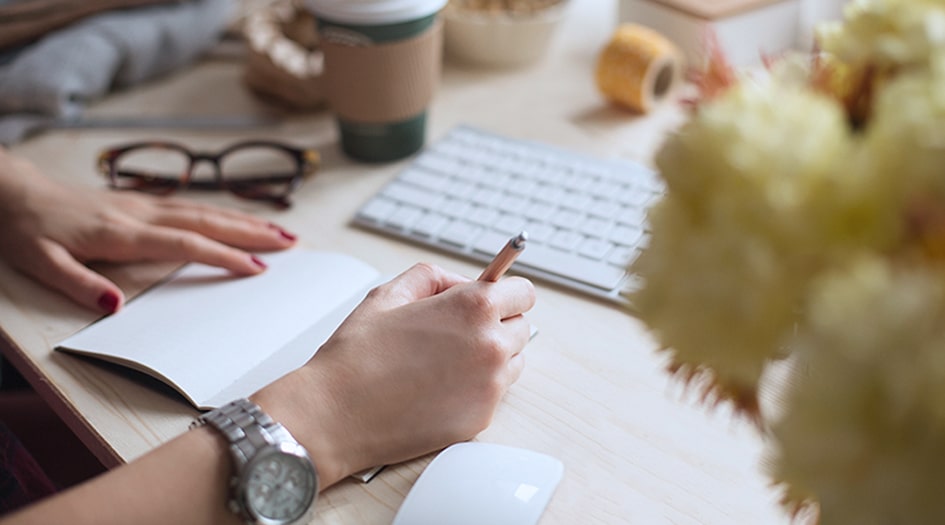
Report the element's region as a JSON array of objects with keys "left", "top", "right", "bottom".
[{"left": 194, "top": 398, "right": 319, "bottom": 525}]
